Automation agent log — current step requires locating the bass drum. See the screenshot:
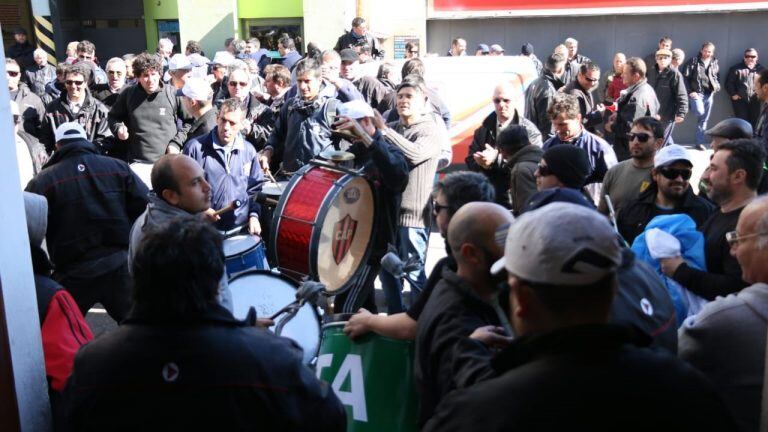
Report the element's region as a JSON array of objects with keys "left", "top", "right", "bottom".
[
  {"left": 228, "top": 270, "right": 320, "bottom": 365},
  {"left": 270, "top": 164, "right": 375, "bottom": 294}
]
